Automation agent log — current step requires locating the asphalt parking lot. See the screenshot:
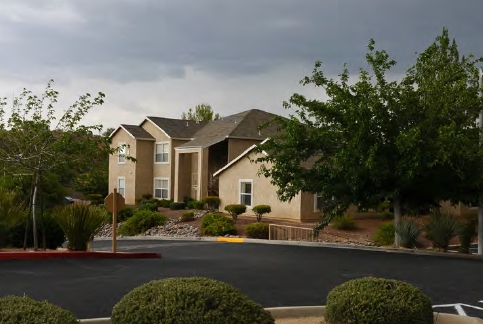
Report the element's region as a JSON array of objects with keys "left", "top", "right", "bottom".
[{"left": 0, "top": 240, "right": 482, "bottom": 319}]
